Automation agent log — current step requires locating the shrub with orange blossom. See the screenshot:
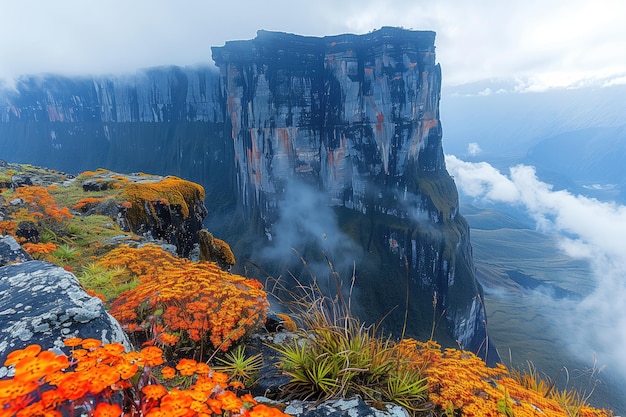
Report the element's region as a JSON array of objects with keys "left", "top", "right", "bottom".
[
  {"left": 398, "top": 339, "right": 613, "bottom": 417},
  {"left": 103, "top": 245, "right": 268, "bottom": 355},
  {"left": 22, "top": 242, "right": 58, "bottom": 258},
  {"left": 12, "top": 186, "right": 71, "bottom": 223},
  {"left": 0, "top": 338, "right": 289, "bottom": 417}
]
